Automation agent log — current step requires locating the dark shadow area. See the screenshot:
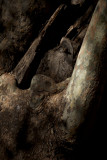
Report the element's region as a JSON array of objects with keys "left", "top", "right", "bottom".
[
  {"left": 18, "top": 1, "right": 96, "bottom": 89},
  {"left": 5, "top": 148, "right": 14, "bottom": 159},
  {"left": 16, "top": 111, "right": 33, "bottom": 151},
  {"left": 73, "top": 82, "right": 107, "bottom": 160}
]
